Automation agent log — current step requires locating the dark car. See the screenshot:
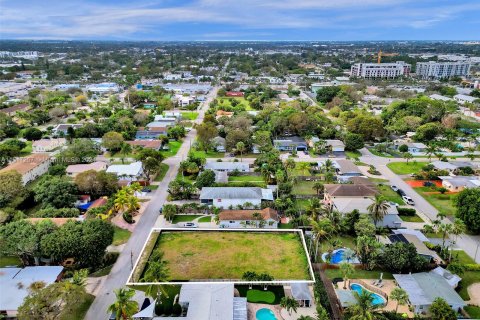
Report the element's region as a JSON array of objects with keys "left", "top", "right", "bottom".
[
  {"left": 142, "top": 187, "right": 152, "bottom": 193},
  {"left": 397, "top": 189, "right": 406, "bottom": 196}
]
